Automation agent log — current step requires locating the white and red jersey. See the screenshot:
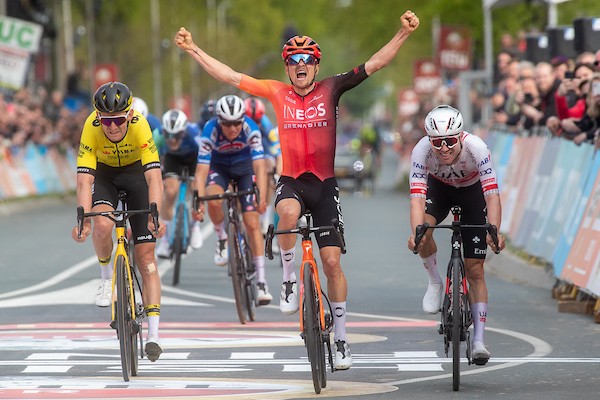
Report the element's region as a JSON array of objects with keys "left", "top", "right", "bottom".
[{"left": 409, "top": 131, "right": 499, "bottom": 198}]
